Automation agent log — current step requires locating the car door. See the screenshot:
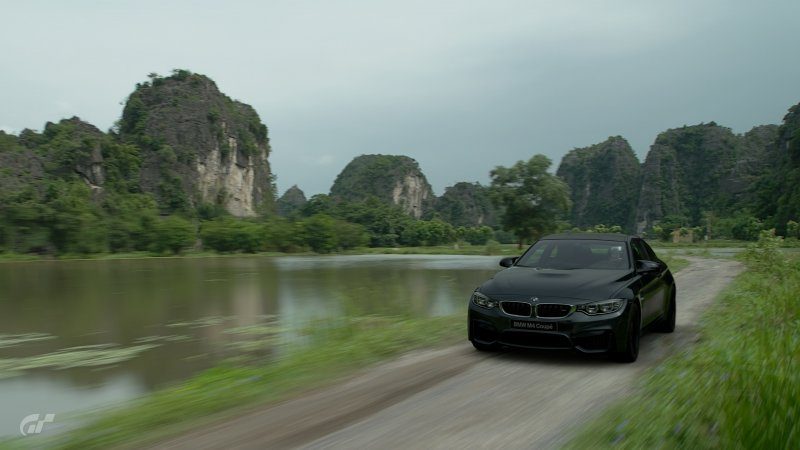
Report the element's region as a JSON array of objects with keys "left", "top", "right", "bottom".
[{"left": 631, "top": 239, "right": 665, "bottom": 324}]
